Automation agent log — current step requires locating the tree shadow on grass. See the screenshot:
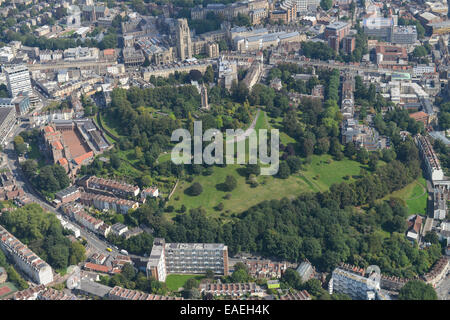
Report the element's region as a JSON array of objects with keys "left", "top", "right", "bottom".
[
  {"left": 215, "top": 183, "right": 229, "bottom": 192},
  {"left": 236, "top": 167, "right": 248, "bottom": 177}
]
